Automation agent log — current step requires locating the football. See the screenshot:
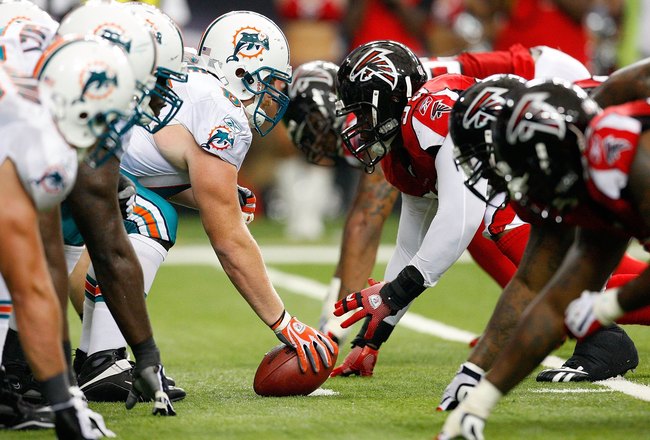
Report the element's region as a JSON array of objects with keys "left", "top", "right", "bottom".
[{"left": 253, "top": 344, "right": 337, "bottom": 397}]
